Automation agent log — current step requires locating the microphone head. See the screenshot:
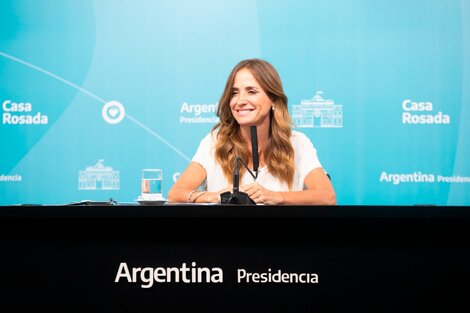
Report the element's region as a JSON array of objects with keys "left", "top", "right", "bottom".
[{"left": 250, "top": 126, "right": 258, "bottom": 144}]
